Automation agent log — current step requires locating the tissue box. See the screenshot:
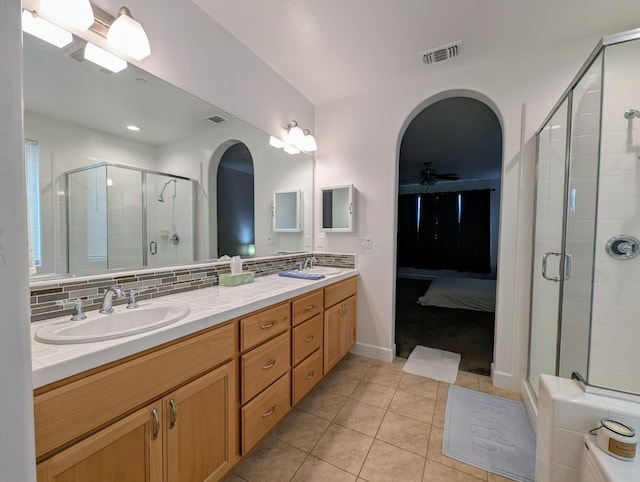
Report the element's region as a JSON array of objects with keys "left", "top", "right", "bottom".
[{"left": 219, "top": 271, "right": 255, "bottom": 287}]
